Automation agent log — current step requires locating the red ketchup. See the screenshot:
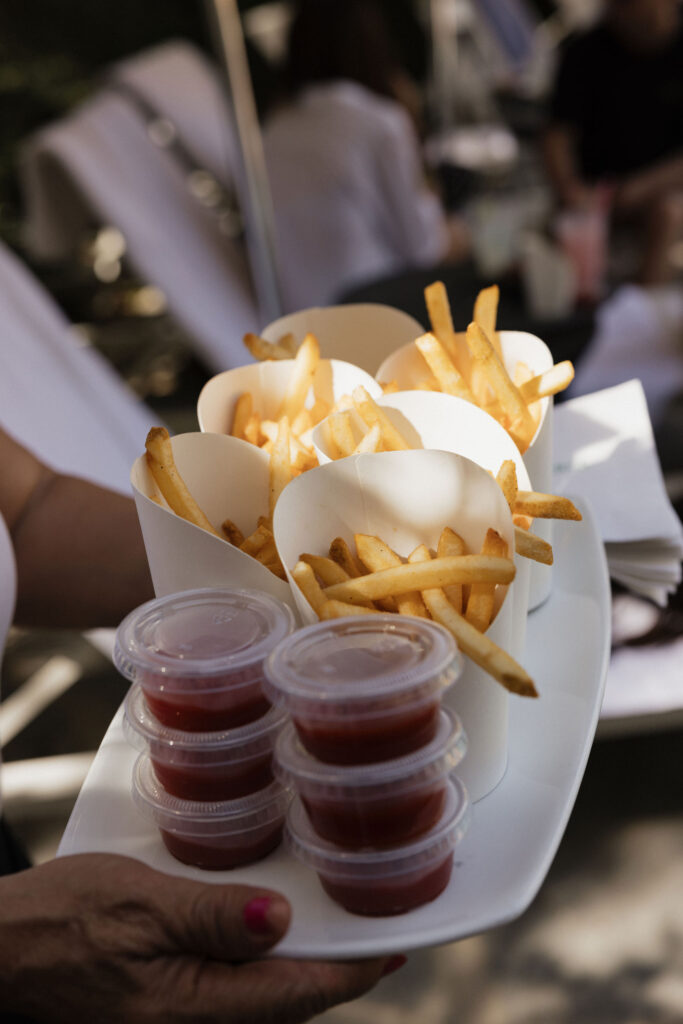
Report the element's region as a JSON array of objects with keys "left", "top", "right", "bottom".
[
  {"left": 114, "top": 588, "right": 294, "bottom": 733},
  {"left": 123, "top": 685, "right": 287, "bottom": 802},
  {"left": 285, "top": 778, "right": 469, "bottom": 916},
  {"left": 274, "top": 709, "right": 466, "bottom": 848},
  {"left": 132, "top": 755, "right": 292, "bottom": 871},
  {"left": 264, "top": 615, "right": 462, "bottom": 766}
]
